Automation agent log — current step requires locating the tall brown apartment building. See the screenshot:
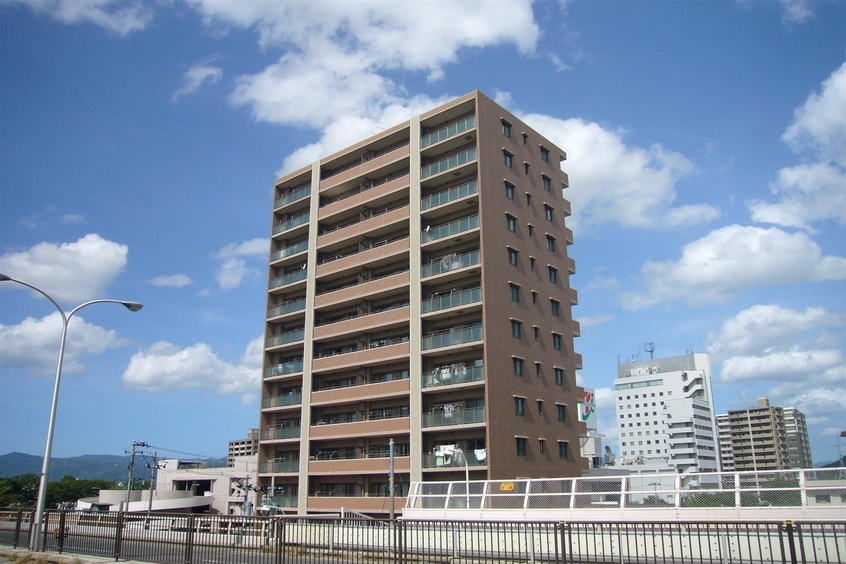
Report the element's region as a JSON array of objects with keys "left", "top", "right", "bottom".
[
  {"left": 725, "top": 398, "right": 790, "bottom": 472},
  {"left": 258, "top": 91, "right": 585, "bottom": 516}
]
